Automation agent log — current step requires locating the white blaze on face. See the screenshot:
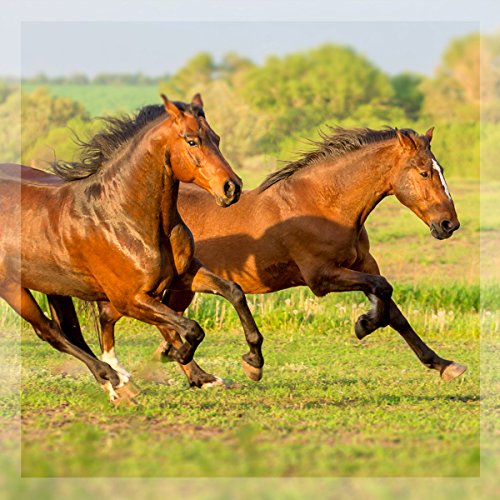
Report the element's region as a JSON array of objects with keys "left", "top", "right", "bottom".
[
  {"left": 432, "top": 159, "right": 452, "bottom": 201},
  {"left": 102, "top": 347, "right": 131, "bottom": 387}
]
